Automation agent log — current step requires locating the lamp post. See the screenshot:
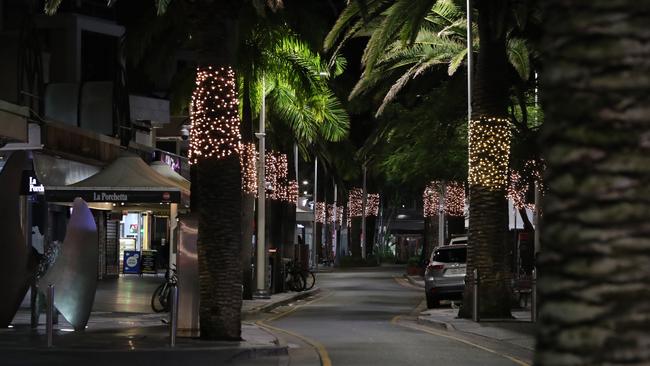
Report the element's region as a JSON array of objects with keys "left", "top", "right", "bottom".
[
  {"left": 312, "top": 156, "right": 318, "bottom": 269},
  {"left": 254, "top": 77, "right": 269, "bottom": 299},
  {"left": 361, "top": 161, "right": 368, "bottom": 259}
]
